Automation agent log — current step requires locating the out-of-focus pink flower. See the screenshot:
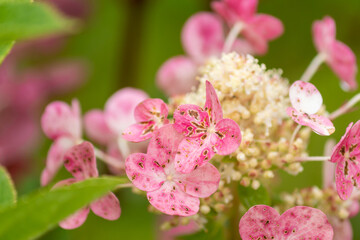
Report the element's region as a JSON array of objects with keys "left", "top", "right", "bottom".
[
  {"left": 55, "top": 141, "right": 120, "bottom": 229},
  {"left": 330, "top": 120, "right": 360, "bottom": 200},
  {"left": 122, "top": 99, "right": 169, "bottom": 142},
  {"left": 212, "top": 0, "right": 284, "bottom": 55},
  {"left": 239, "top": 205, "right": 334, "bottom": 240},
  {"left": 313, "top": 16, "right": 358, "bottom": 91},
  {"left": 173, "top": 81, "right": 241, "bottom": 173},
  {"left": 158, "top": 216, "right": 199, "bottom": 240},
  {"left": 287, "top": 80, "right": 335, "bottom": 136},
  {"left": 84, "top": 88, "right": 148, "bottom": 172},
  {"left": 125, "top": 124, "right": 220, "bottom": 216},
  {"left": 40, "top": 99, "right": 82, "bottom": 186},
  {"left": 157, "top": 12, "right": 241, "bottom": 97}
]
